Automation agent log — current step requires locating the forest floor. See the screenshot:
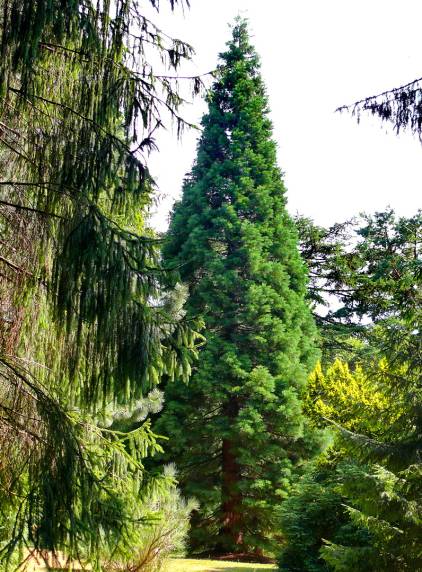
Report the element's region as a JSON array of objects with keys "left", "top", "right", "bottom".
[{"left": 165, "top": 558, "right": 277, "bottom": 572}]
